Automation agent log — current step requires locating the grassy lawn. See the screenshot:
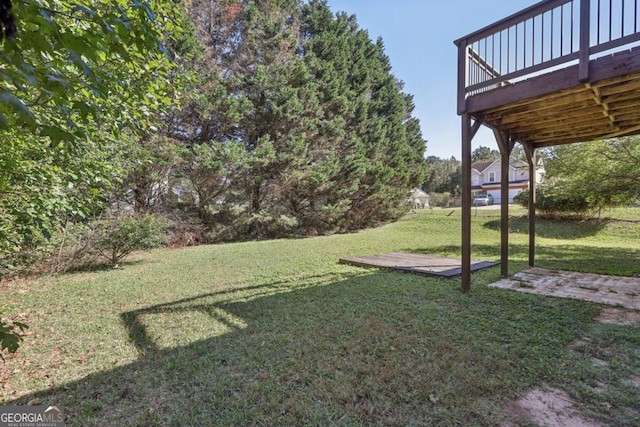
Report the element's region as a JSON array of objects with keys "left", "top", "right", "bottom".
[{"left": 1, "top": 207, "right": 639, "bottom": 426}]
